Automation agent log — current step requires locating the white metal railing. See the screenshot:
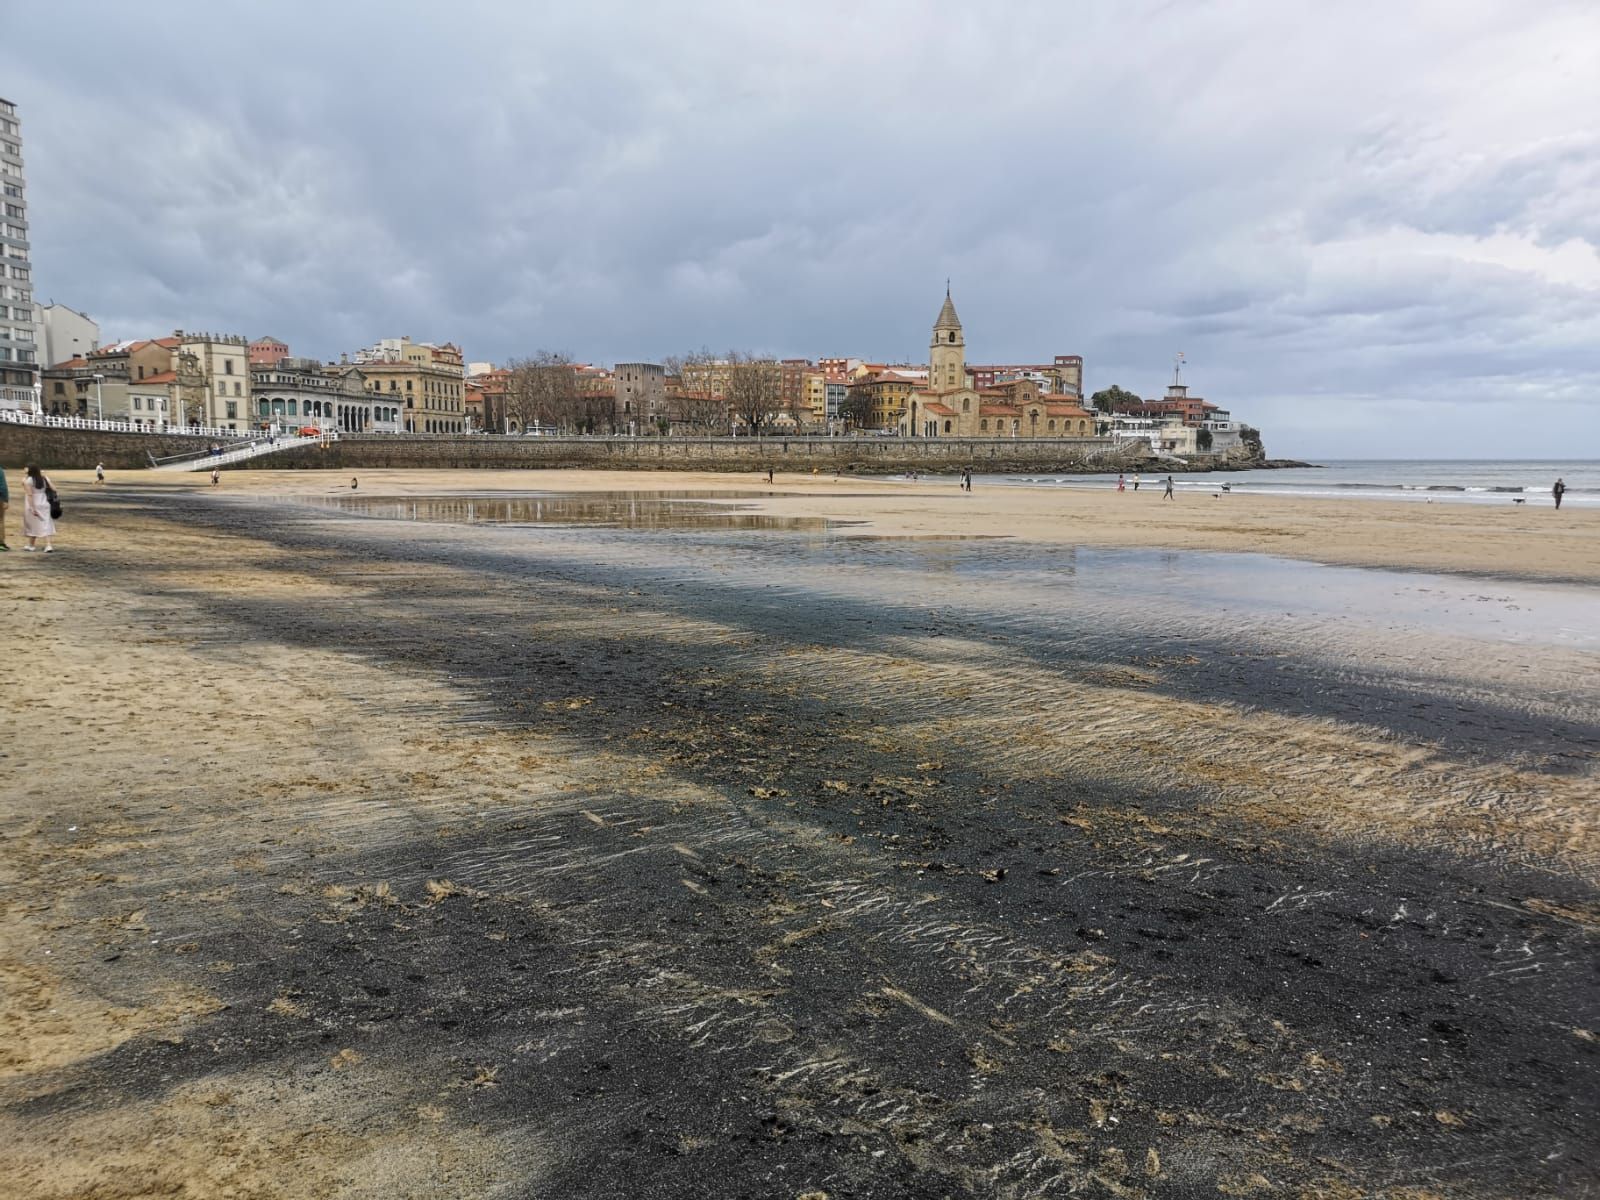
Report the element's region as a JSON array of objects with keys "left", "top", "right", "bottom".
[
  {"left": 0, "top": 408, "right": 254, "bottom": 441},
  {"left": 153, "top": 432, "right": 337, "bottom": 471}
]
